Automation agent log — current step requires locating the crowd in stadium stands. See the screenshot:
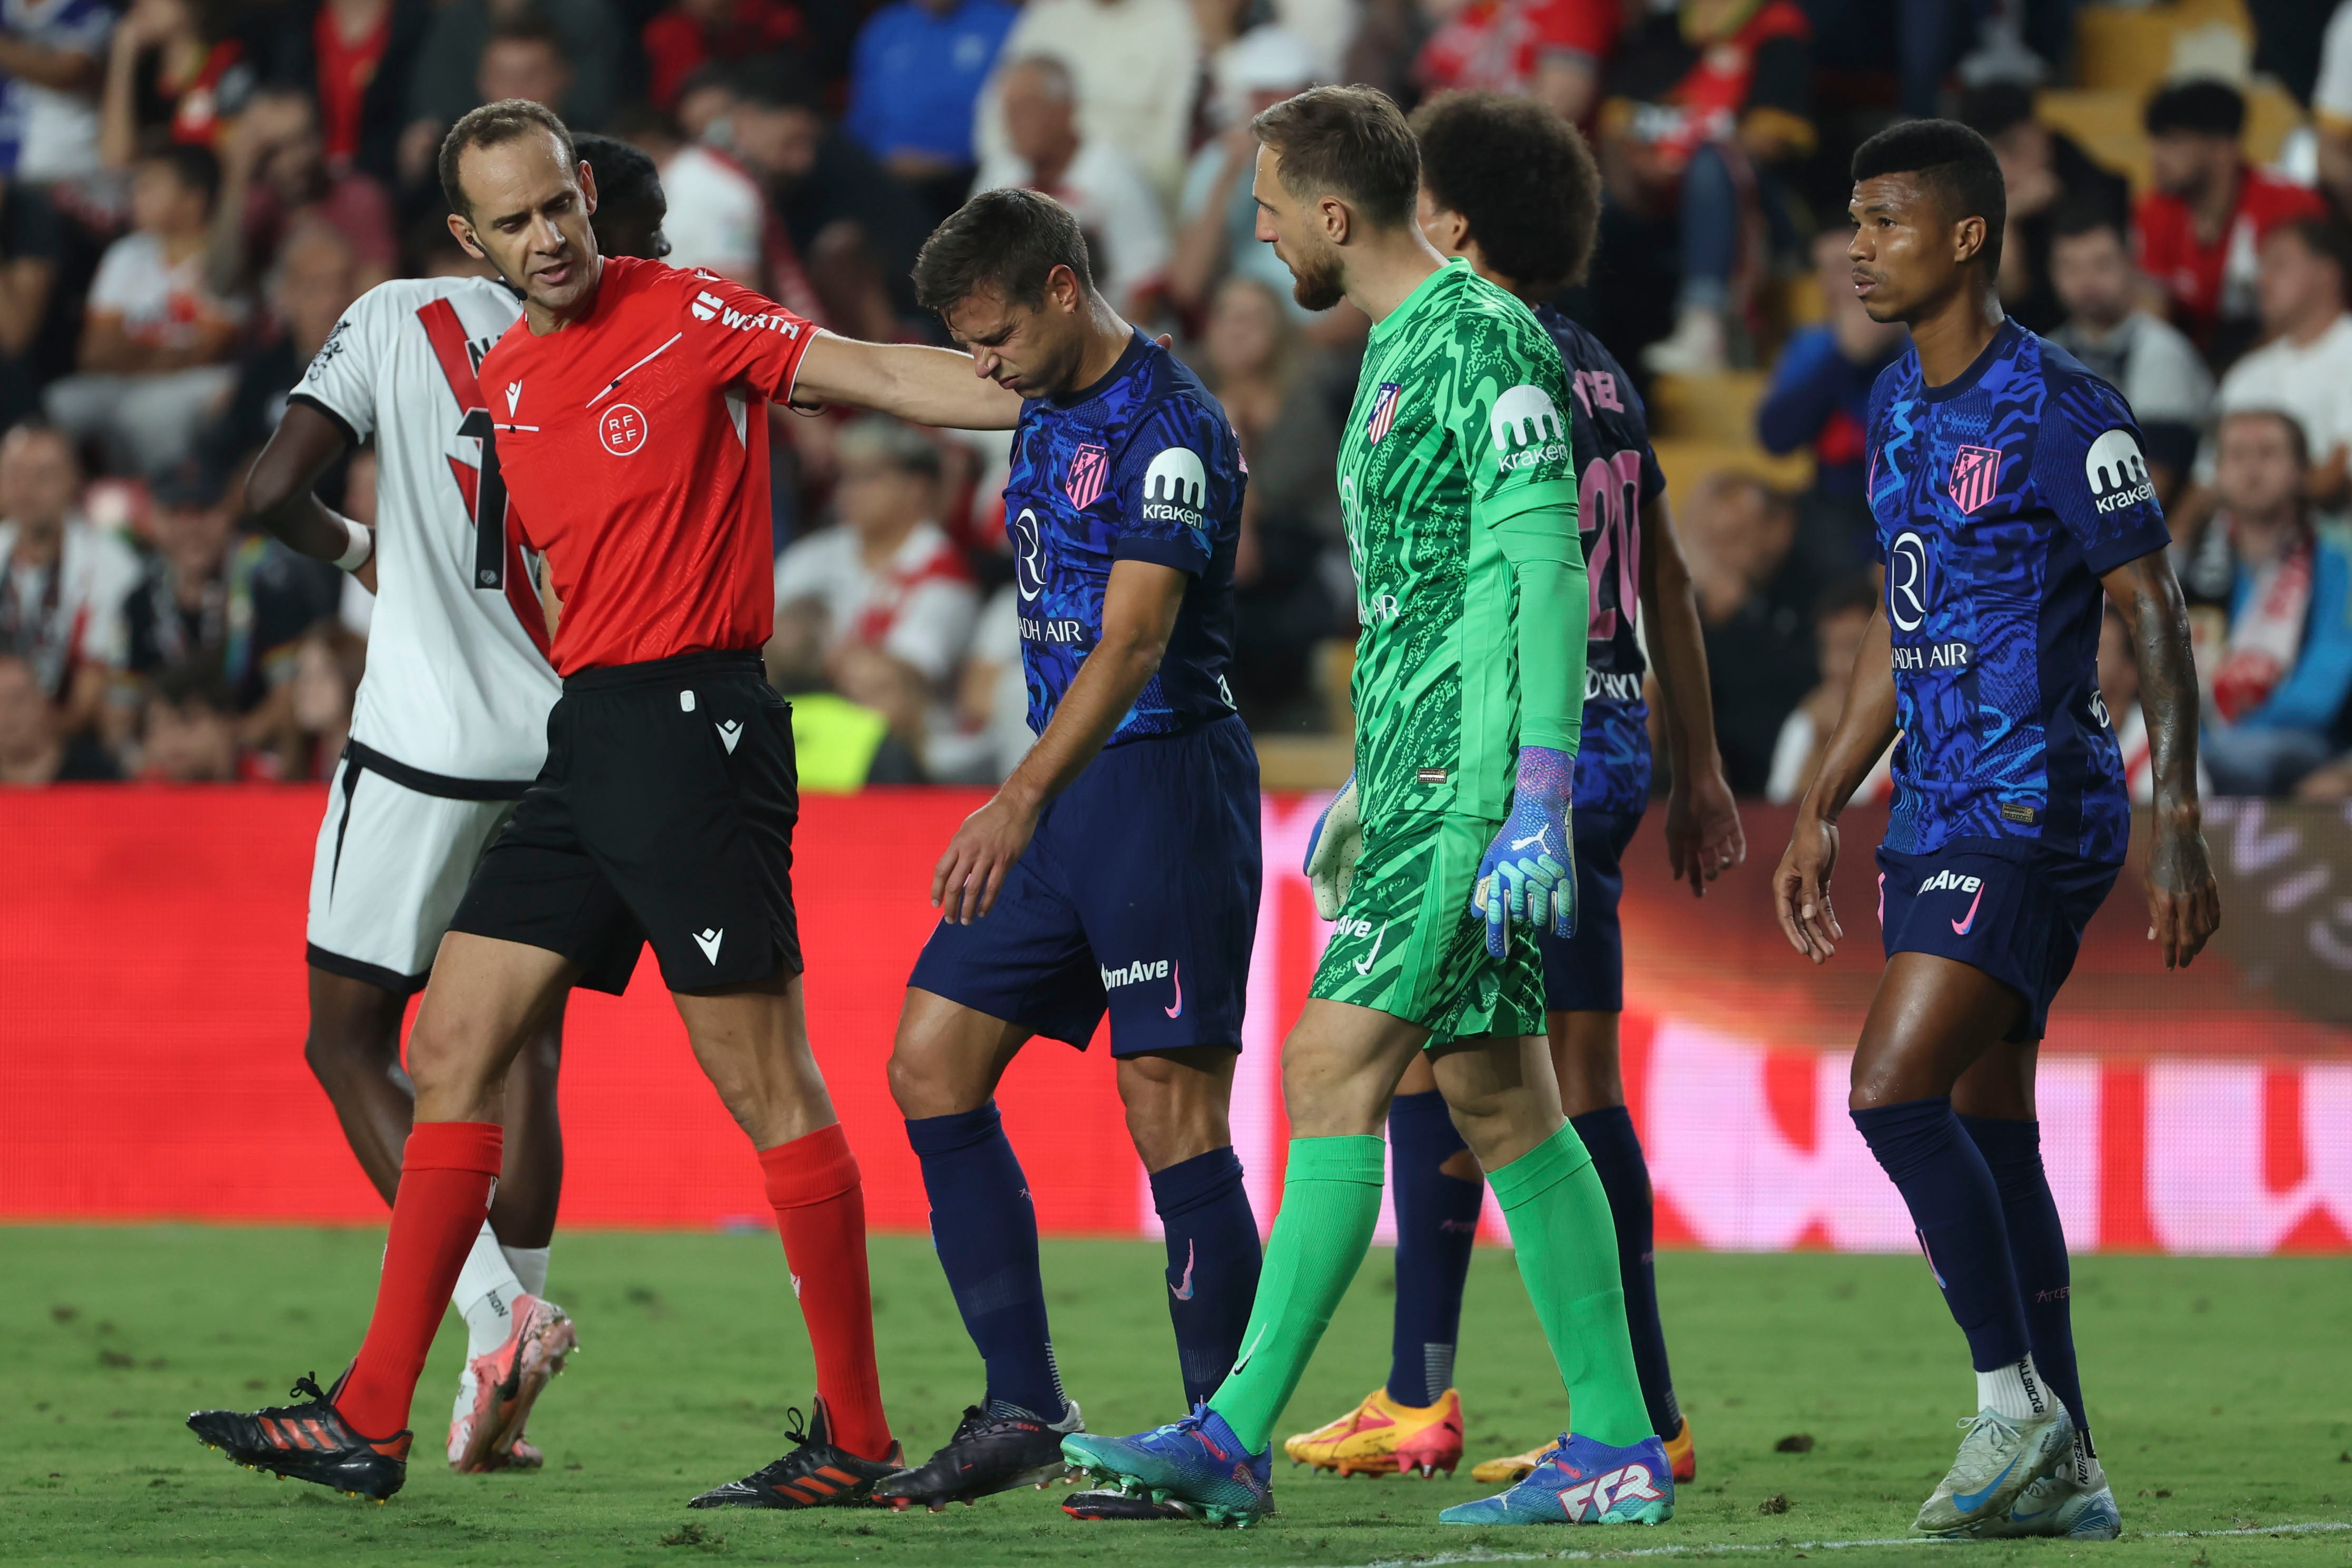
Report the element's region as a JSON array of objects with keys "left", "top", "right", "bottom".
[{"left": 5, "top": 0, "right": 2352, "bottom": 798}]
